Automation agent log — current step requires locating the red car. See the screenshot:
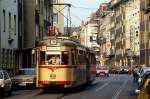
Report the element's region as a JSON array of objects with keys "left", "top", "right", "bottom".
[{"left": 96, "top": 66, "right": 109, "bottom": 77}]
